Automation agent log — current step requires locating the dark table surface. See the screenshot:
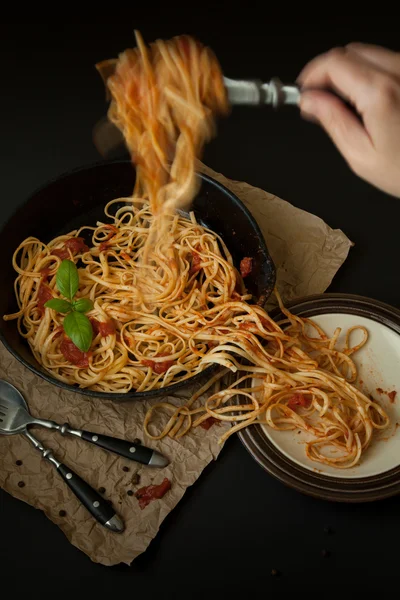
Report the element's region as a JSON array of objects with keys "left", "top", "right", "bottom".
[{"left": 1, "top": 15, "right": 400, "bottom": 592}]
